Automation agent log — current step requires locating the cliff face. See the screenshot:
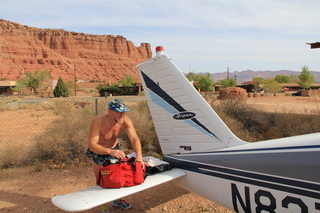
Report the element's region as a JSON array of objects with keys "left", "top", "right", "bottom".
[{"left": 0, "top": 19, "right": 152, "bottom": 83}]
